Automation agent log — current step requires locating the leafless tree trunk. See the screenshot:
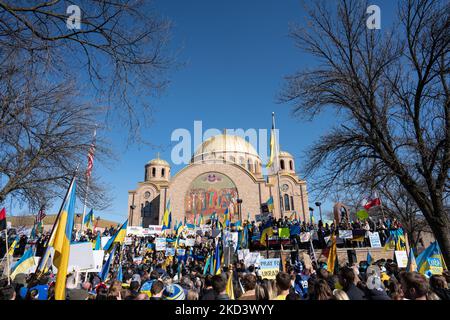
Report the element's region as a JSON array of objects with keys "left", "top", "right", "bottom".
[{"left": 281, "top": 0, "right": 449, "bottom": 264}]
